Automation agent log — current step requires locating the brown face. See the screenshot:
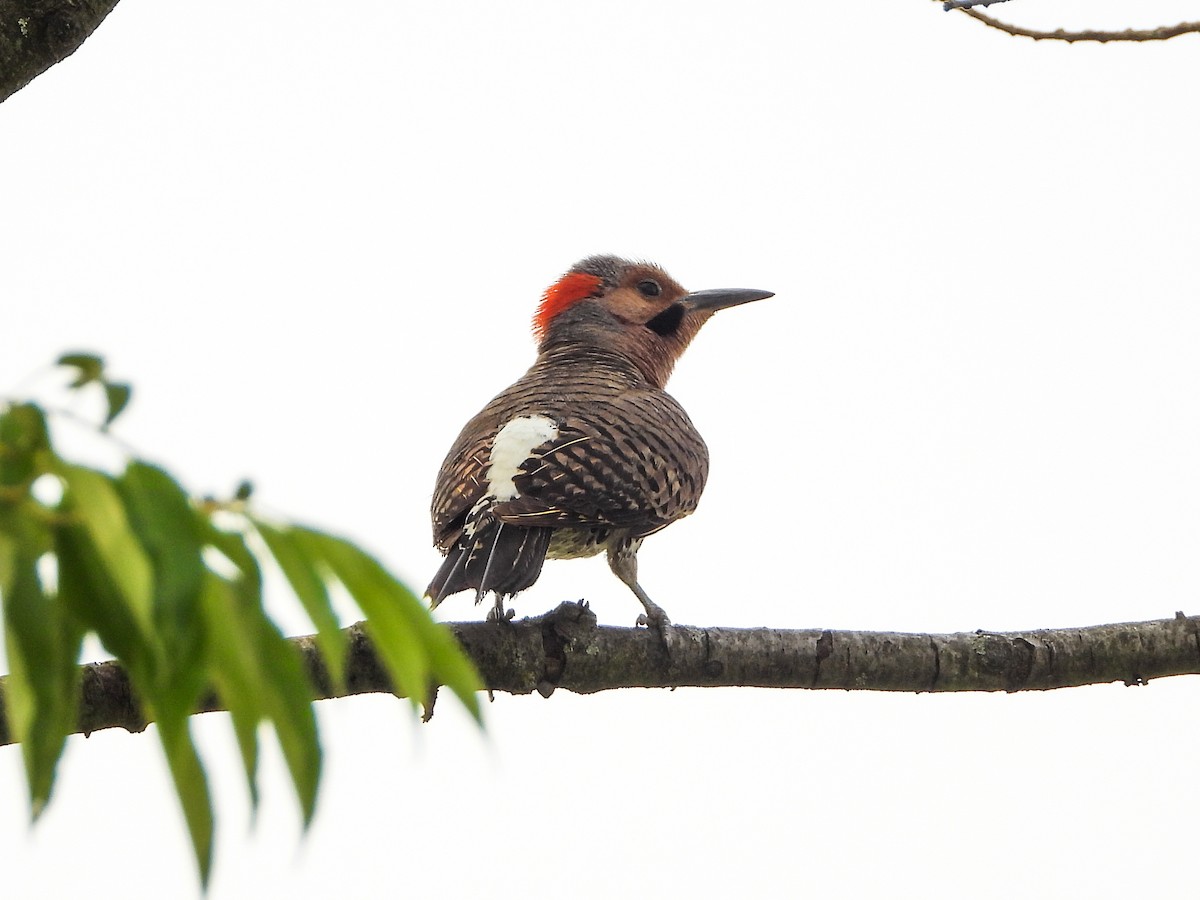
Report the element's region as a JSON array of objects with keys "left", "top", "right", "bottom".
[
  {"left": 534, "top": 256, "right": 772, "bottom": 390},
  {"left": 599, "top": 264, "right": 691, "bottom": 333},
  {"left": 584, "top": 263, "right": 716, "bottom": 388}
]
